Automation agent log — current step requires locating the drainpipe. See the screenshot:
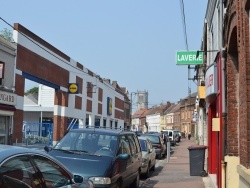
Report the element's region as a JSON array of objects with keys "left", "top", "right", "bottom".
[{"left": 221, "top": 0, "right": 227, "bottom": 187}]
